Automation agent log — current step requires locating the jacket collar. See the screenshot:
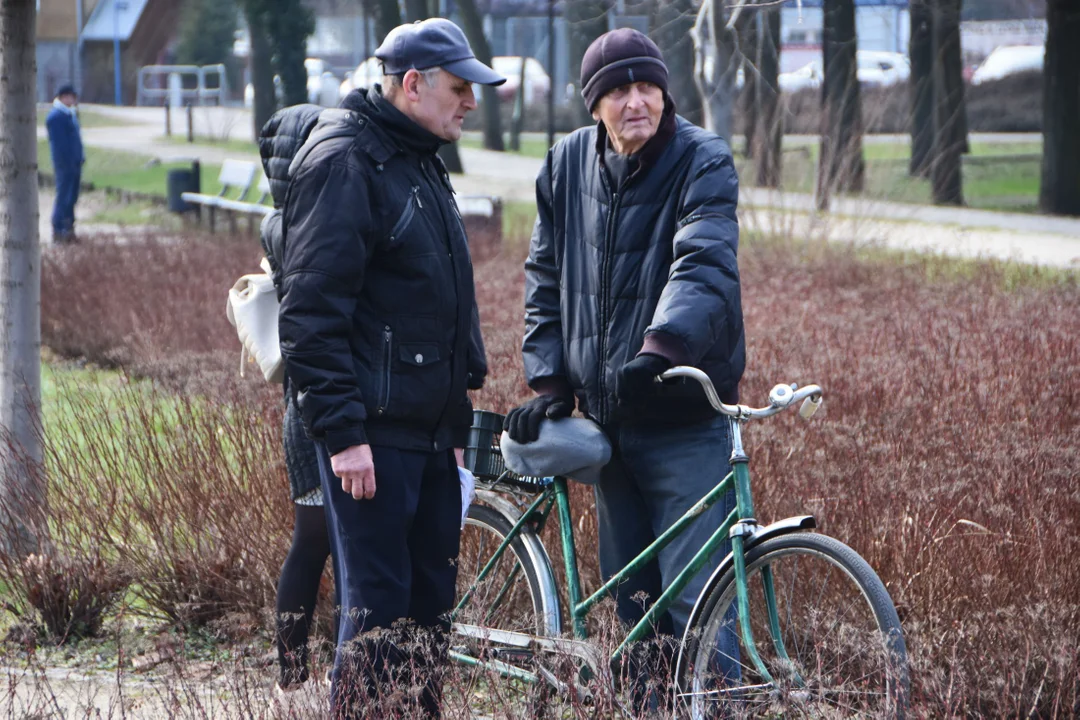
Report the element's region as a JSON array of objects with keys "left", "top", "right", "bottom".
[
  {"left": 595, "top": 95, "right": 678, "bottom": 182},
  {"left": 345, "top": 87, "right": 446, "bottom": 158}
]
